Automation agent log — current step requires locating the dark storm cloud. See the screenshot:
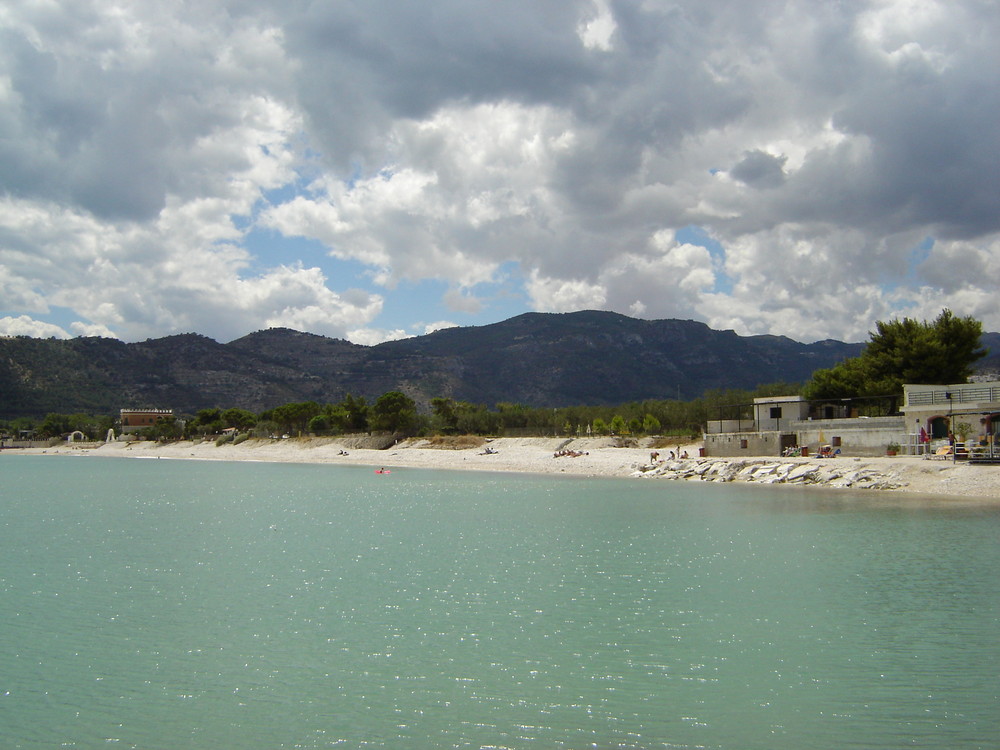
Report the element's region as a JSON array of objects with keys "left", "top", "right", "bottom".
[
  {"left": 730, "top": 150, "right": 787, "bottom": 189},
  {"left": 279, "top": 0, "right": 600, "bottom": 169}
]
